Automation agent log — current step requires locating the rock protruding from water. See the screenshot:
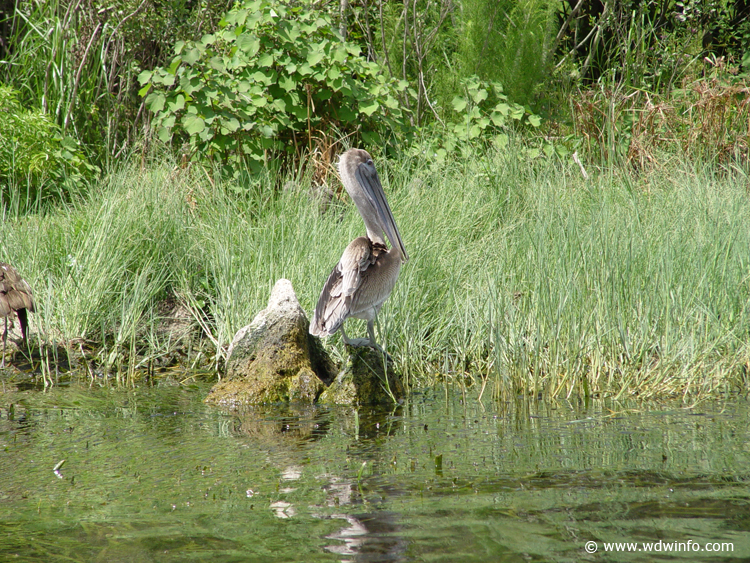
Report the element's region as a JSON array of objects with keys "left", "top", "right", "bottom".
[
  {"left": 204, "top": 279, "right": 336, "bottom": 406},
  {"left": 319, "top": 345, "right": 404, "bottom": 405}
]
